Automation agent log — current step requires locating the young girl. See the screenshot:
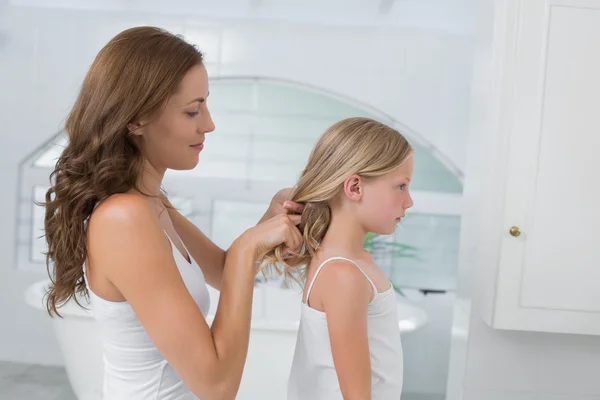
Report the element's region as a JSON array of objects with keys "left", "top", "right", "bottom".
[{"left": 263, "top": 117, "right": 414, "bottom": 399}]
